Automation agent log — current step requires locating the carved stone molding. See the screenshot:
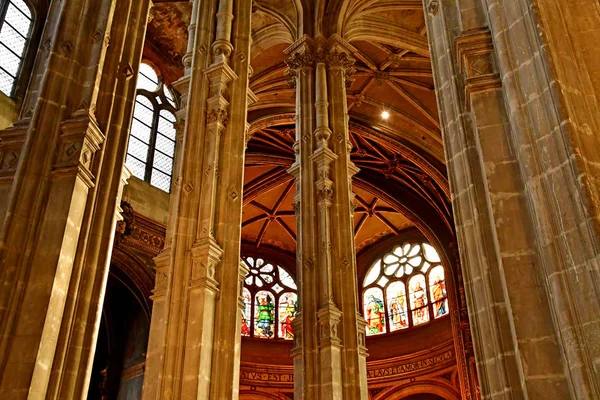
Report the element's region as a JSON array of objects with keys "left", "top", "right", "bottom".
[
  {"left": 455, "top": 30, "right": 501, "bottom": 110},
  {"left": 53, "top": 116, "right": 105, "bottom": 187},
  {"left": 0, "top": 126, "right": 26, "bottom": 181}
]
